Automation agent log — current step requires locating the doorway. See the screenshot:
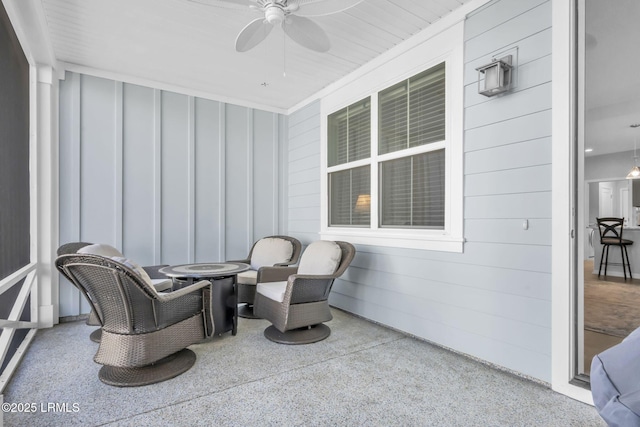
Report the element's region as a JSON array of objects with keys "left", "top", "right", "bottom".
[{"left": 577, "top": 0, "right": 640, "bottom": 381}]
